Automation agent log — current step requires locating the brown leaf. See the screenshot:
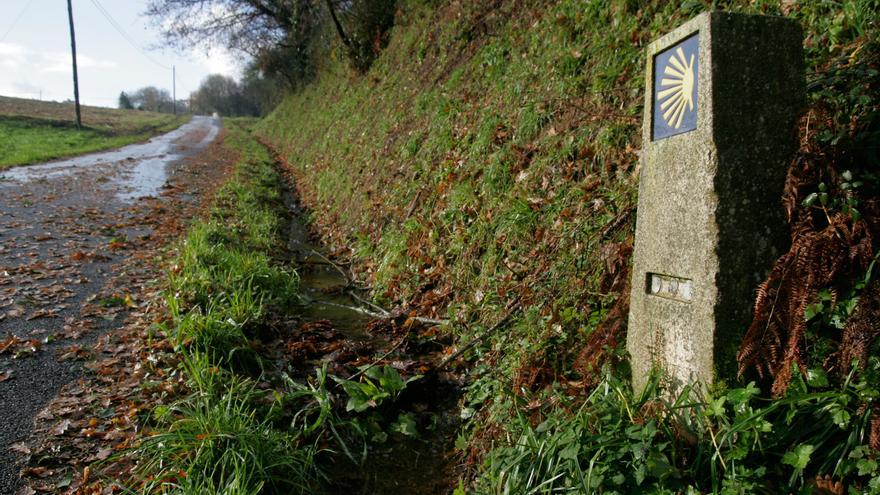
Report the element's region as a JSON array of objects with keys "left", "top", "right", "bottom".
[
  {"left": 9, "top": 442, "right": 30, "bottom": 455},
  {"left": 52, "top": 419, "right": 72, "bottom": 436},
  {"left": 0, "top": 335, "right": 20, "bottom": 354},
  {"left": 26, "top": 309, "right": 56, "bottom": 321},
  {"left": 0, "top": 370, "right": 12, "bottom": 382}
]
